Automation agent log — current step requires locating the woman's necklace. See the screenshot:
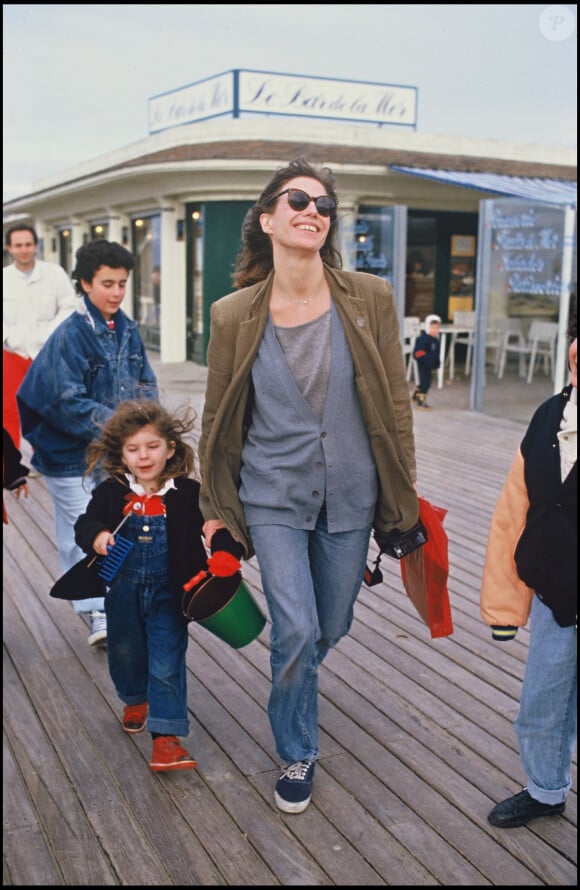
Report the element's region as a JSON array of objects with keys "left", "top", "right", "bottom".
[{"left": 273, "top": 281, "right": 326, "bottom": 306}]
